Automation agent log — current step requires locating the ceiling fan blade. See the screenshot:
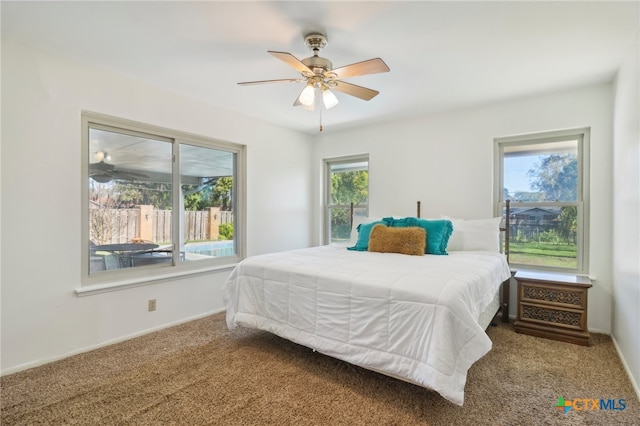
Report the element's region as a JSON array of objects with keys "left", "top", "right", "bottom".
[
  {"left": 238, "top": 78, "right": 305, "bottom": 86},
  {"left": 268, "top": 51, "right": 313, "bottom": 75},
  {"left": 90, "top": 160, "right": 115, "bottom": 172},
  {"left": 89, "top": 163, "right": 150, "bottom": 182},
  {"left": 90, "top": 174, "right": 112, "bottom": 183},
  {"left": 329, "top": 58, "right": 390, "bottom": 80},
  {"left": 113, "top": 171, "right": 150, "bottom": 181},
  {"left": 331, "top": 81, "right": 380, "bottom": 101}
]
